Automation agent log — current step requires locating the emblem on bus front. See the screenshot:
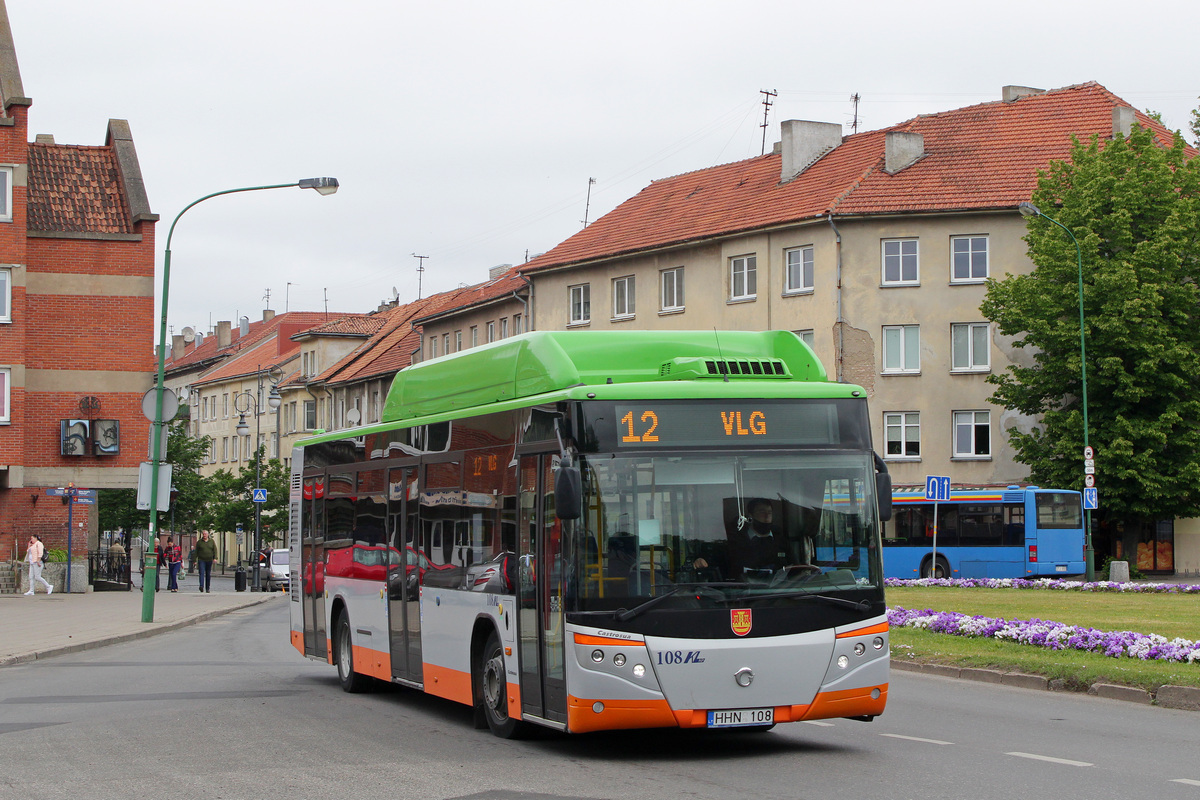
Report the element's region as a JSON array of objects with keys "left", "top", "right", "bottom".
[{"left": 731, "top": 609, "right": 752, "bottom": 636}]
